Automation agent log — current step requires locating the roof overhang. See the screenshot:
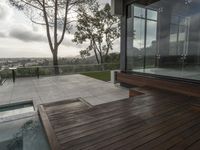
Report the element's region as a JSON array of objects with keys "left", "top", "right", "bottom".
[
  {"left": 111, "top": 0, "right": 161, "bottom": 16},
  {"left": 124, "top": 0, "right": 161, "bottom": 6}
]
